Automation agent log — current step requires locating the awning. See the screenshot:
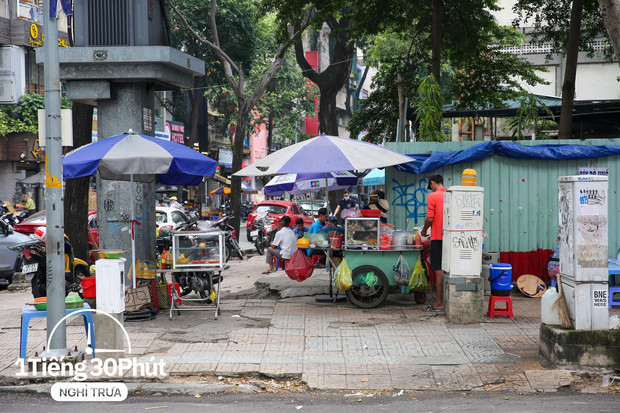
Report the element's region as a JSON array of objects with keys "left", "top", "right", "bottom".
[
  {"left": 212, "top": 174, "right": 231, "bottom": 184},
  {"left": 210, "top": 182, "right": 257, "bottom": 195},
  {"left": 362, "top": 168, "right": 384, "bottom": 186}
]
